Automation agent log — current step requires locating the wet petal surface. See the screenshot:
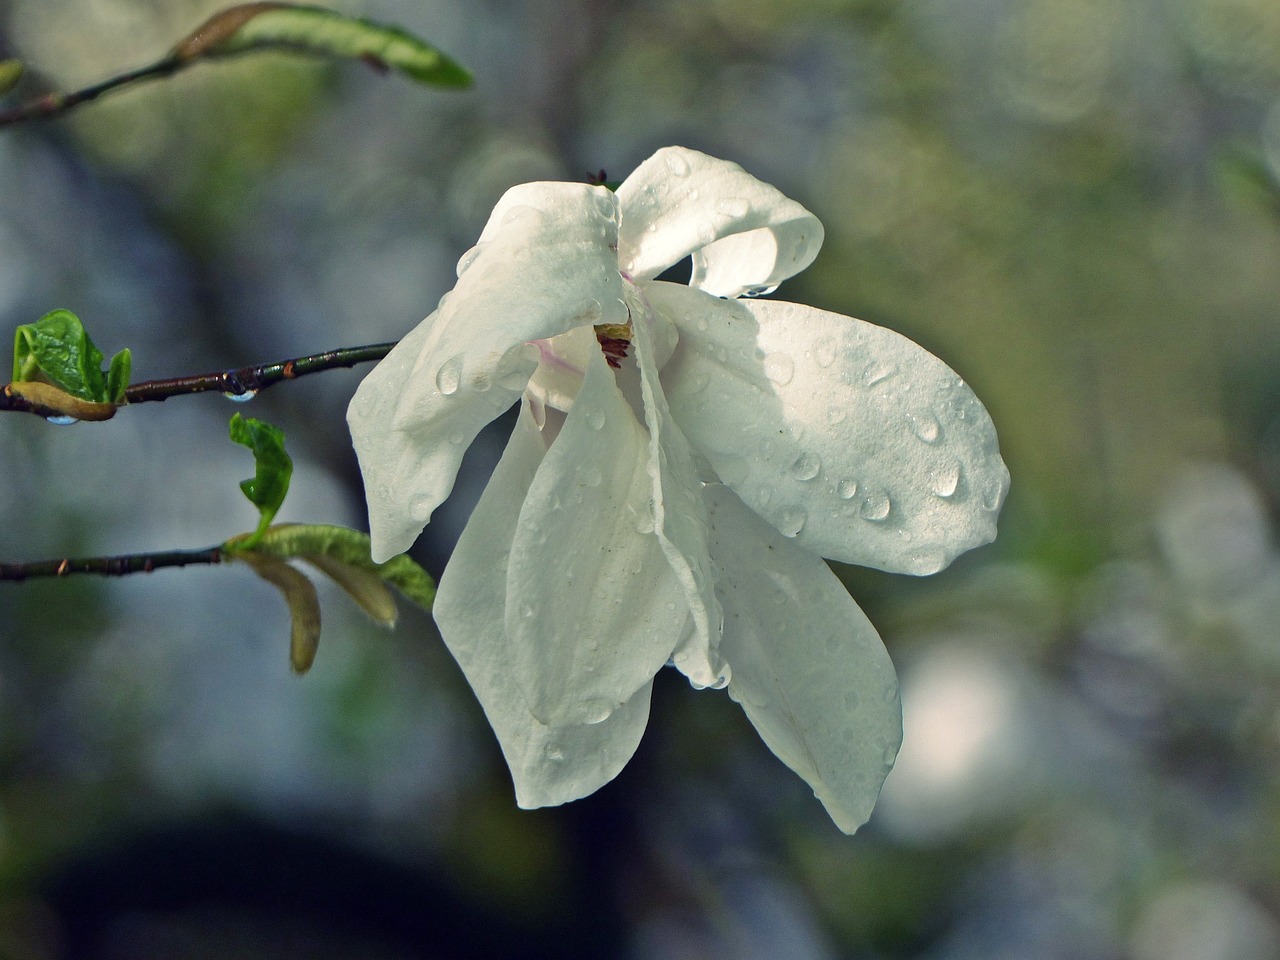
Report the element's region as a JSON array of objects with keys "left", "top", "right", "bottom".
[{"left": 656, "top": 285, "right": 1010, "bottom": 574}]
